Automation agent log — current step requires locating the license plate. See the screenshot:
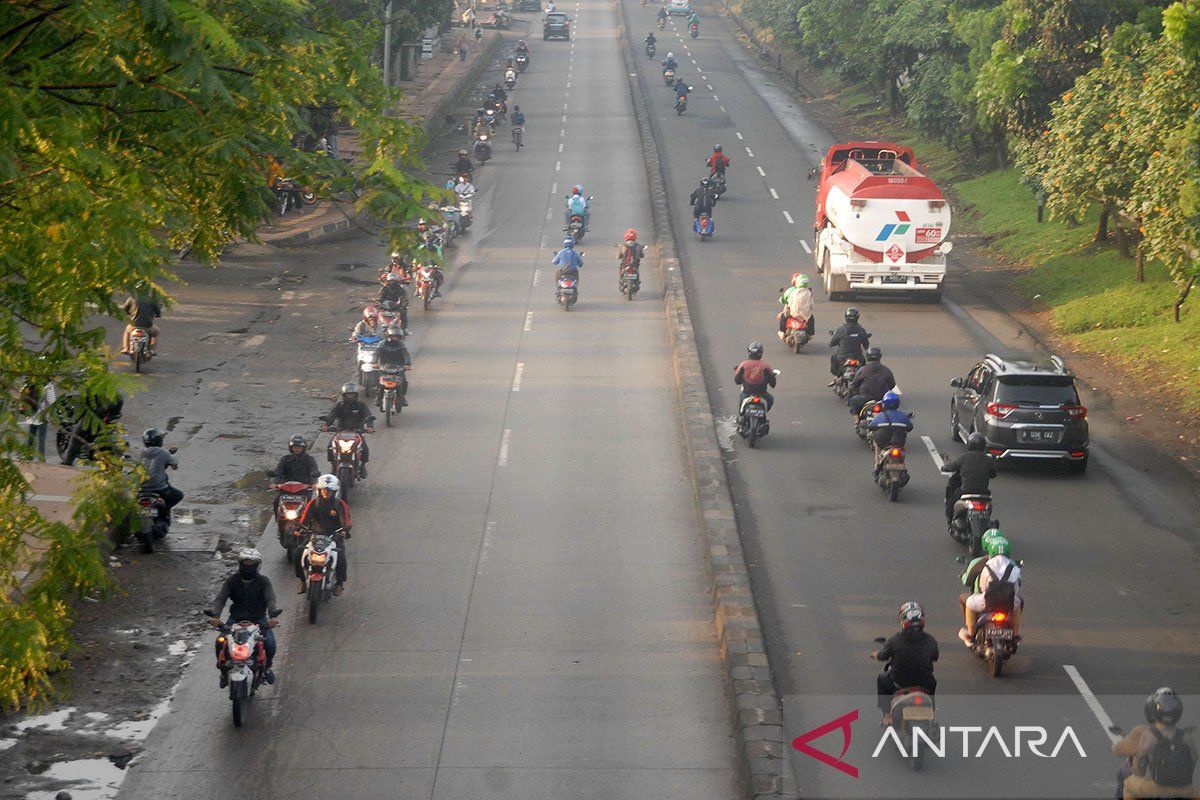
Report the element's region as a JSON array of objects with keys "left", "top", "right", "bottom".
[
  {"left": 1019, "top": 429, "right": 1061, "bottom": 443},
  {"left": 140, "top": 507, "right": 157, "bottom": 518},
  {"left": 988, "top": 627, "right": 1014, "bottom": 640},
  {"left": 903, "top": 706, "right": 935, "bottom": 721},
  {"left": 882, "top": 275, "right": 909, "bottom": 284},
  {"left": 746, "top": 408, "right": 765, "bottom": 417},
  {"left": 886, "top": 463, "right": 906, "bottom": 471}
]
